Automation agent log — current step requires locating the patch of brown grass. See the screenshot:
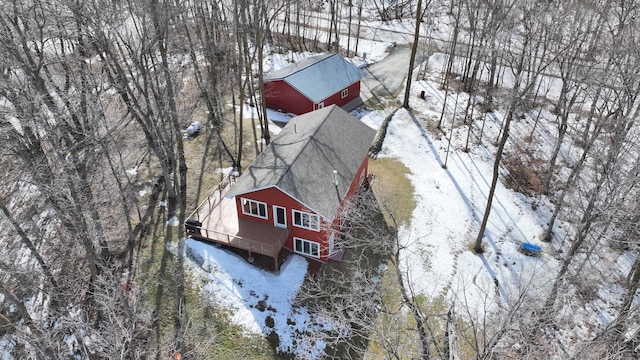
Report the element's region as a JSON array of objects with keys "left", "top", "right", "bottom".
[
  {"left": 503, "top": 144, "right": 548, "bottom": 196},
  {"left": 368, "top": 157, "right": 415, "bottom": 227}
]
